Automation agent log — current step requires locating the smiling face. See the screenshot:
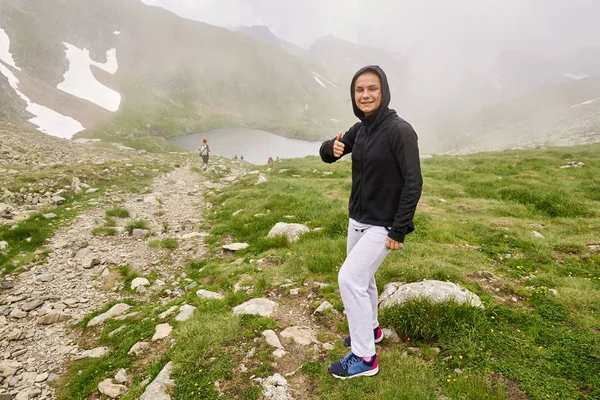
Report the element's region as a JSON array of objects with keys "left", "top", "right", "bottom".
[{"left": 354, "top": 72, "right": 382, "bottom": 116}]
